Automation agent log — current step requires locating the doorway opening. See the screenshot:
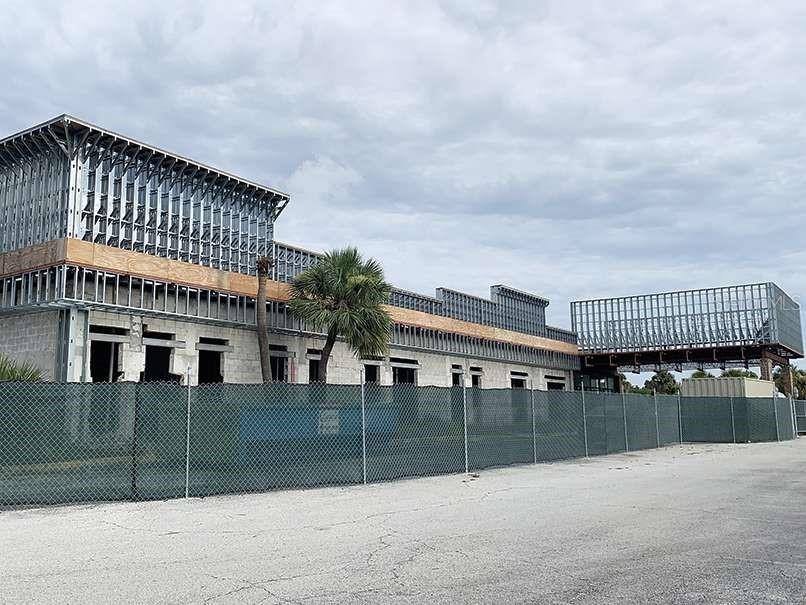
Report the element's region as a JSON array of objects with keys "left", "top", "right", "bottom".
[
  {"left": 88, "top": 325, "right": 127, "bottom": 382},
  {"left": 141, "top": 331, "right": 181, "bottom": 382},
  {"left": 142, "top": 345, "right": 177, "bottom": 382},
  {"left": 198, "top": 337, "right": 226, "bottom": 384},
  {"left": 364, "top": 364, "right": 379, "bottom": 383},
  {"left": 269, "top": 345, "right": 289, "bottom": 382},
  {"left": 90, "top": 340, "right": 120, "bottom": 382},
  {"left": 198, "top": 349, "right": 223, "bottom": 384}
]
